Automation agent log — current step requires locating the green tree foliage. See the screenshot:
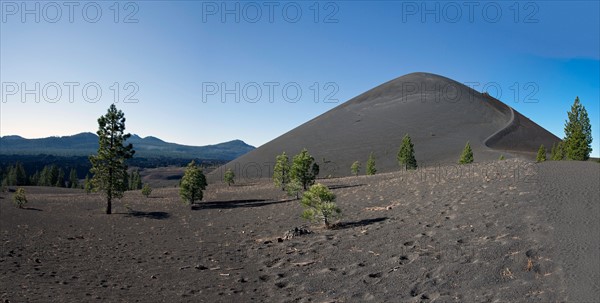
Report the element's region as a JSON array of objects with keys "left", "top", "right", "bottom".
[
  {"left": 351, "top": 161, "right": 361, "bottom": 176},
  {"left": 224, "top": 168, "right": 235, "bottom": 186},
  {"left": 273, "top": 152, "right": 291, "bottom": 190},
  {"left": 89, "top": 104, "right": 135, "bottom": 214},
  {"left": 141, "top": 183, "right": 152, "bottom": 198},
  {"left": 179, "top": 160, "right": 207, "bottom": 208},
  {"left": 84, "top": 174, "right": 93, "bottom": 194},
  {"left": 366, "top": 153, "right": 377, "bottom": 175},
  {"left": 1, "top": 162, "right": 28, "bottom": 186},
  {"left": 458, "top": 141, "right": 474, "bottom": 164},
  {"left": 563, "top": 97, "right": 593, "bottom": 160},
  {"left": 2, "top": 164, "right": 78, "bottom": 188},
  {"left": 286, "top": 178, "right": 303, "bottom": 199},
  {"left": 550, "top": 142, "right": 565, "bottom": 161},
  {"left": 397, "top": 134, "right": 417, "bottom": 170},
  {"left": 13, "top": 188, "right": 27, "bottom": 208},
  {"left": 69, "top": 168, "right": 79, "bottom": 188},
  {"left": 301, "top": 183, "right": 341, "bottom": 229},
  {"left": 291, "top": 149, "right": 319, "bottom": 190},
  {"left": 56, "top": 168, "right": 65, "bottom": 187},
  {"left": 128, "top": 170, "right": 142, "bottom": 190},
  {"left": 499, "top": 155, "right": 505, "bottom": 160},
  {"left": 536, "top": 144, "right": 547, "bottom": 162},
  {"left": 39, "top": 165, "right": 58, "bottom": 187}
]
